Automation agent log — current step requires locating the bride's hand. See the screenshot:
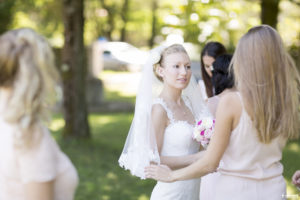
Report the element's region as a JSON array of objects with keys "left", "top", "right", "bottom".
[{"left": 145, "top": 164, "right": 174, "bottom": 182}]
